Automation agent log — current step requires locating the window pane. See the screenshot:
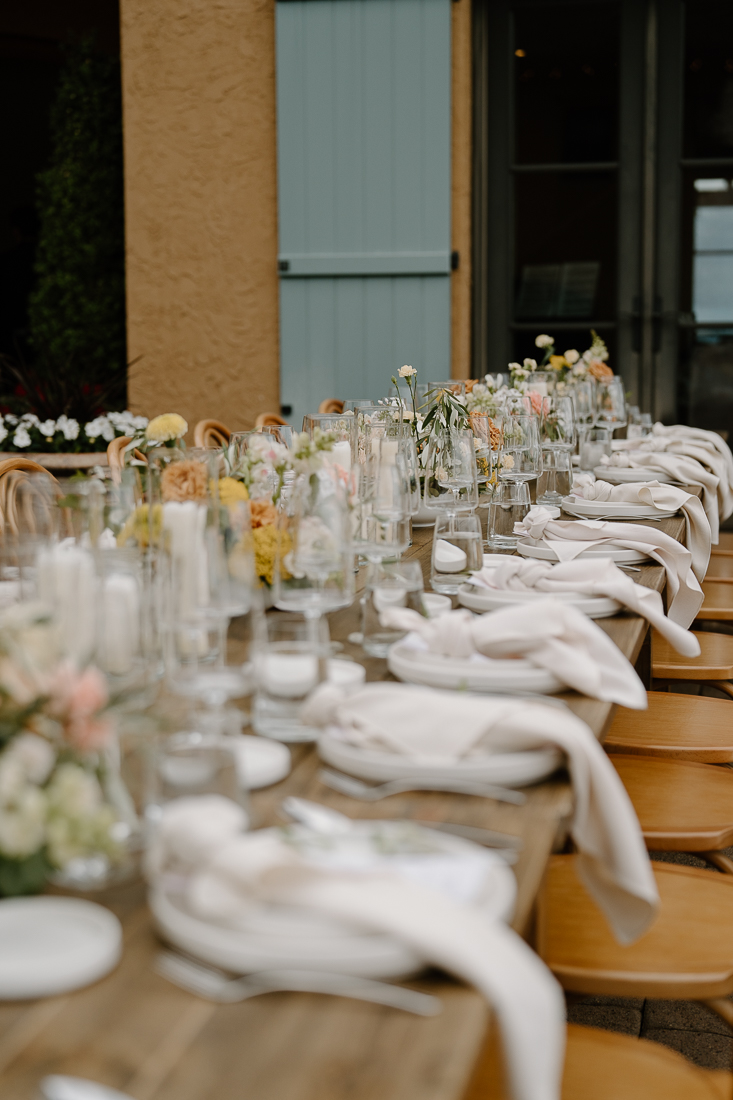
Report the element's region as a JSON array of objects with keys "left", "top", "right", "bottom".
[
  {"left": 684, "top": 0, "right": 733, "bottom": 160},
  {"left": 513, "top": 1, "right": 620, "bottom": 165},
  {"left": 514, "top": 172, "right": 618, "bottom": 321},
  {"left": 680, "top": 169, "right": 733, "bottom": 323}
]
